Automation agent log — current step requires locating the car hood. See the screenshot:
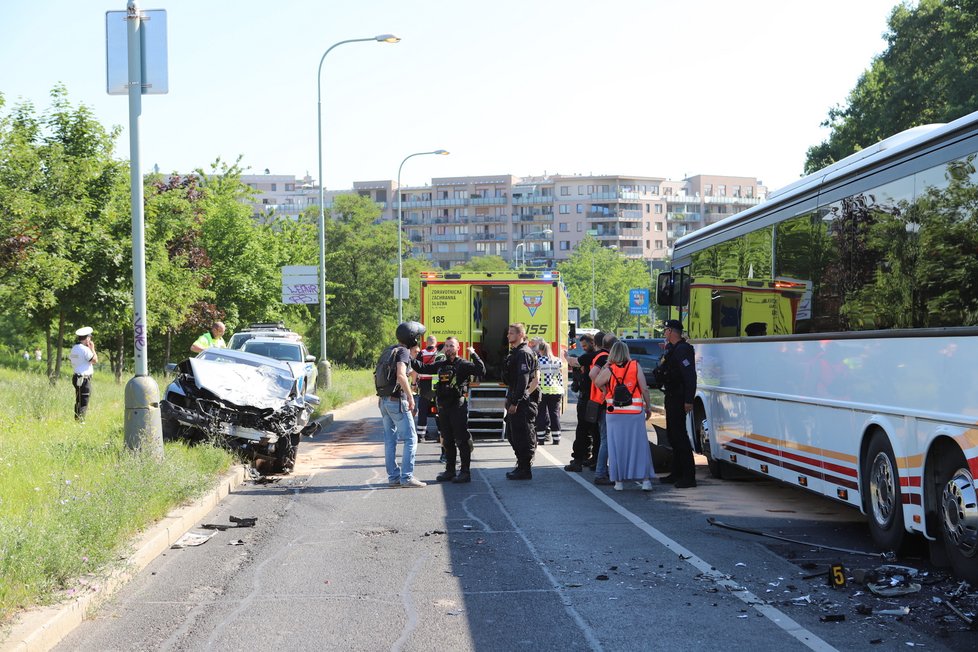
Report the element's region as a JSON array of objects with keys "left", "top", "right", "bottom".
[{"left": 188, "top": 357, "right": 296, "bottom": 410}]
